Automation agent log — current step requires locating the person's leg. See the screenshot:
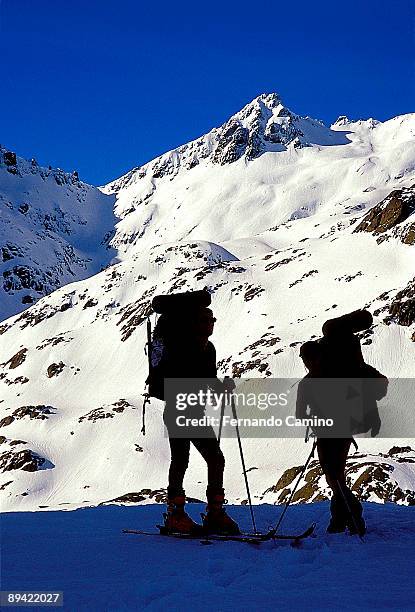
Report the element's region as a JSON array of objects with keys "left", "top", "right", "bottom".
[
  {"left": 317, "top": 438, "right": 351, "bottom": 491},
  {"left": 326, "top": 438, "right": 352, "bottom": 511},
  {"left": 318, "top": 438, "right": 364, "bottom": 534},
  {"left": 191, "top": 430, "right": 240, "bottom": 535},
  {"left": 317, "top": 438, "right": 345, "bottom": 531},
  {"left": 164, "top": 403, "right": 191, "bottom": 497},
  {"left": 331, "top": 439, "right": 364, "bottom": 534},
  {"left": 318, "top": 438, "right": 347, "bottom": 531},
  {"left": 191, "top": 434, "right": 225, "bottom": 491},
  {"left": 163, "top": 417, "right": 202, "bottom": 533},
  {"left": 166, "top": 436, "right": 190, "bottom": 498}
]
